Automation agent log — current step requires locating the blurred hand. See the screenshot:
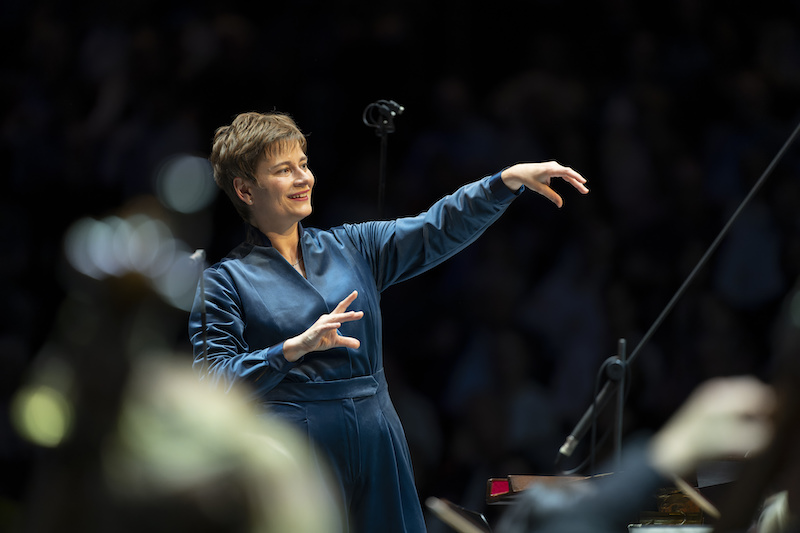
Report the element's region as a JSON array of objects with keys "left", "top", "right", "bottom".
[{"left": 649, "top": 376, "right": 777, "bottom": 477}]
